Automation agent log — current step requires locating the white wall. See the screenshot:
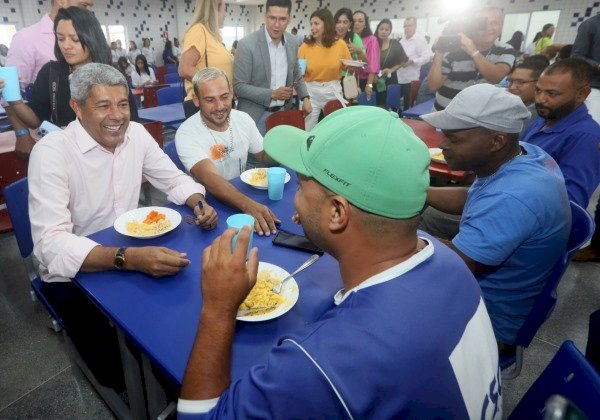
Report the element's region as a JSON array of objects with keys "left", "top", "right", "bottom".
[{"left": 0, "top": 0, "right": 598, "bottom": 51}]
